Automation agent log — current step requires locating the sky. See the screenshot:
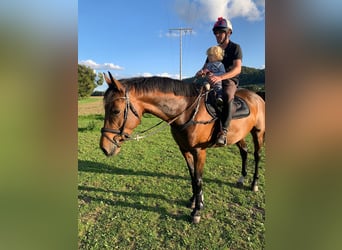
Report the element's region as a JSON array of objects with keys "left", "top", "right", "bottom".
[{"left": 78, "top": 0, "right": 265, "bottom": 91}]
